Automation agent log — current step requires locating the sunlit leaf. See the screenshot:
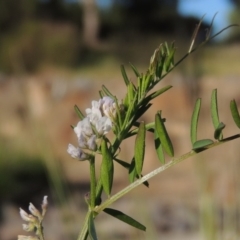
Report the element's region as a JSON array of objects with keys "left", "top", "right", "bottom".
[
  {"left": 192, "top": 139, "right": 214, "bottom": 151},
  {"left": 230, "top": 99, "right": 240, "bottom": 128},
  {"left": 100, "top": 139, "right": 114, "bottom": 196},
  {"left": 134, "top": 122, "right": 146, "bottom": 175},
  {"left": 129, "top": 158, "right": 136, "bottom": 183},
  {"left": 155, "top": 112, "right": 174, "bottom": 157},
  {"left": 154, "top": 129, "right": 165, "bottom": 164},
  {"left": 190, "top": 98, "right": 201, "bottom": 145},
  {"left": 121, "top": 64, "right": 130, "bottom": 86},
  {"left": 104, "top": 208, "right": 146, "bottom": 231},
  {"left": 214, "top": 122, "right": 225, "bottom": 140},
  {"left": 129, "top": 62, "right": 140, "bottom": 77},
  {"left": 211, "top": 89, "right": 222, "bottom": 139}
]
